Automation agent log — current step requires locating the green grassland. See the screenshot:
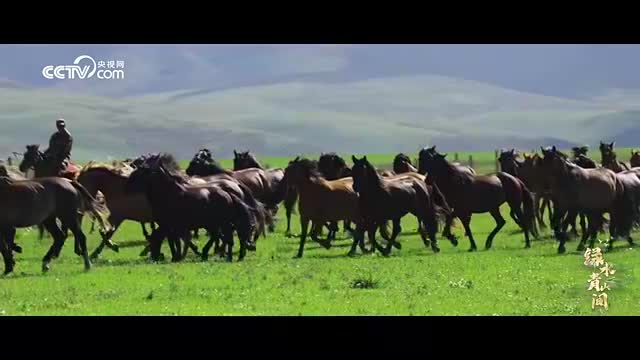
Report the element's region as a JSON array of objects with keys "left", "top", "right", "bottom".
[{"left": 1, "top": 154, "right": 638, "bottom": 316}]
